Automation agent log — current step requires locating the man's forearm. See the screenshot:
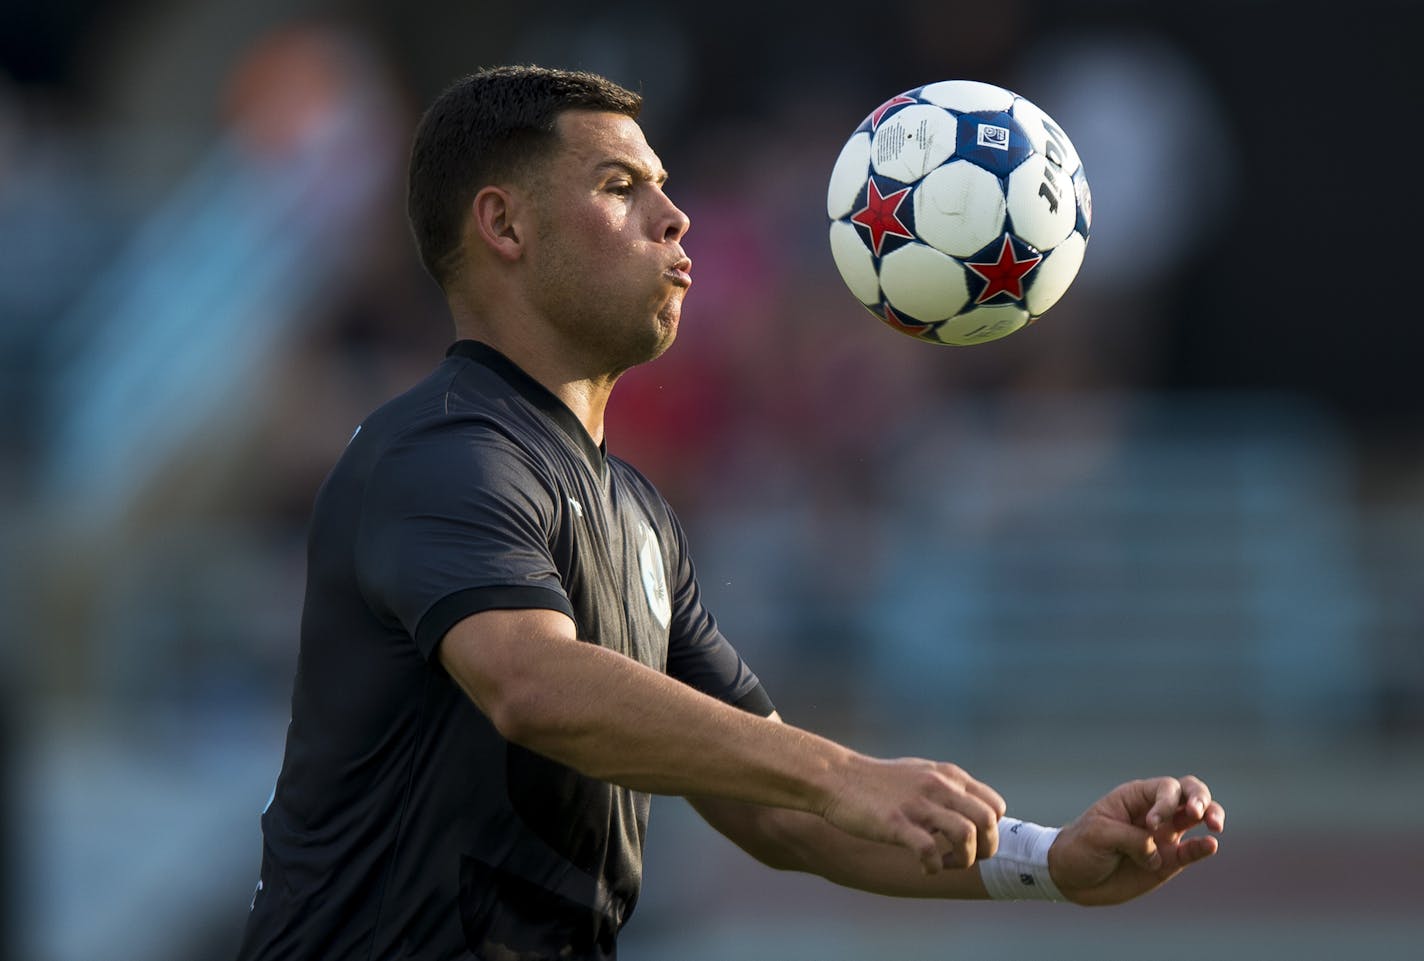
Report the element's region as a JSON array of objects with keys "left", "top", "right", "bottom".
[
  {"left": 442, "top": 609, "right": 854, "bottom": 812},
  {"left": 694, "top": 797, "right": 991, "bottom": 899}
]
